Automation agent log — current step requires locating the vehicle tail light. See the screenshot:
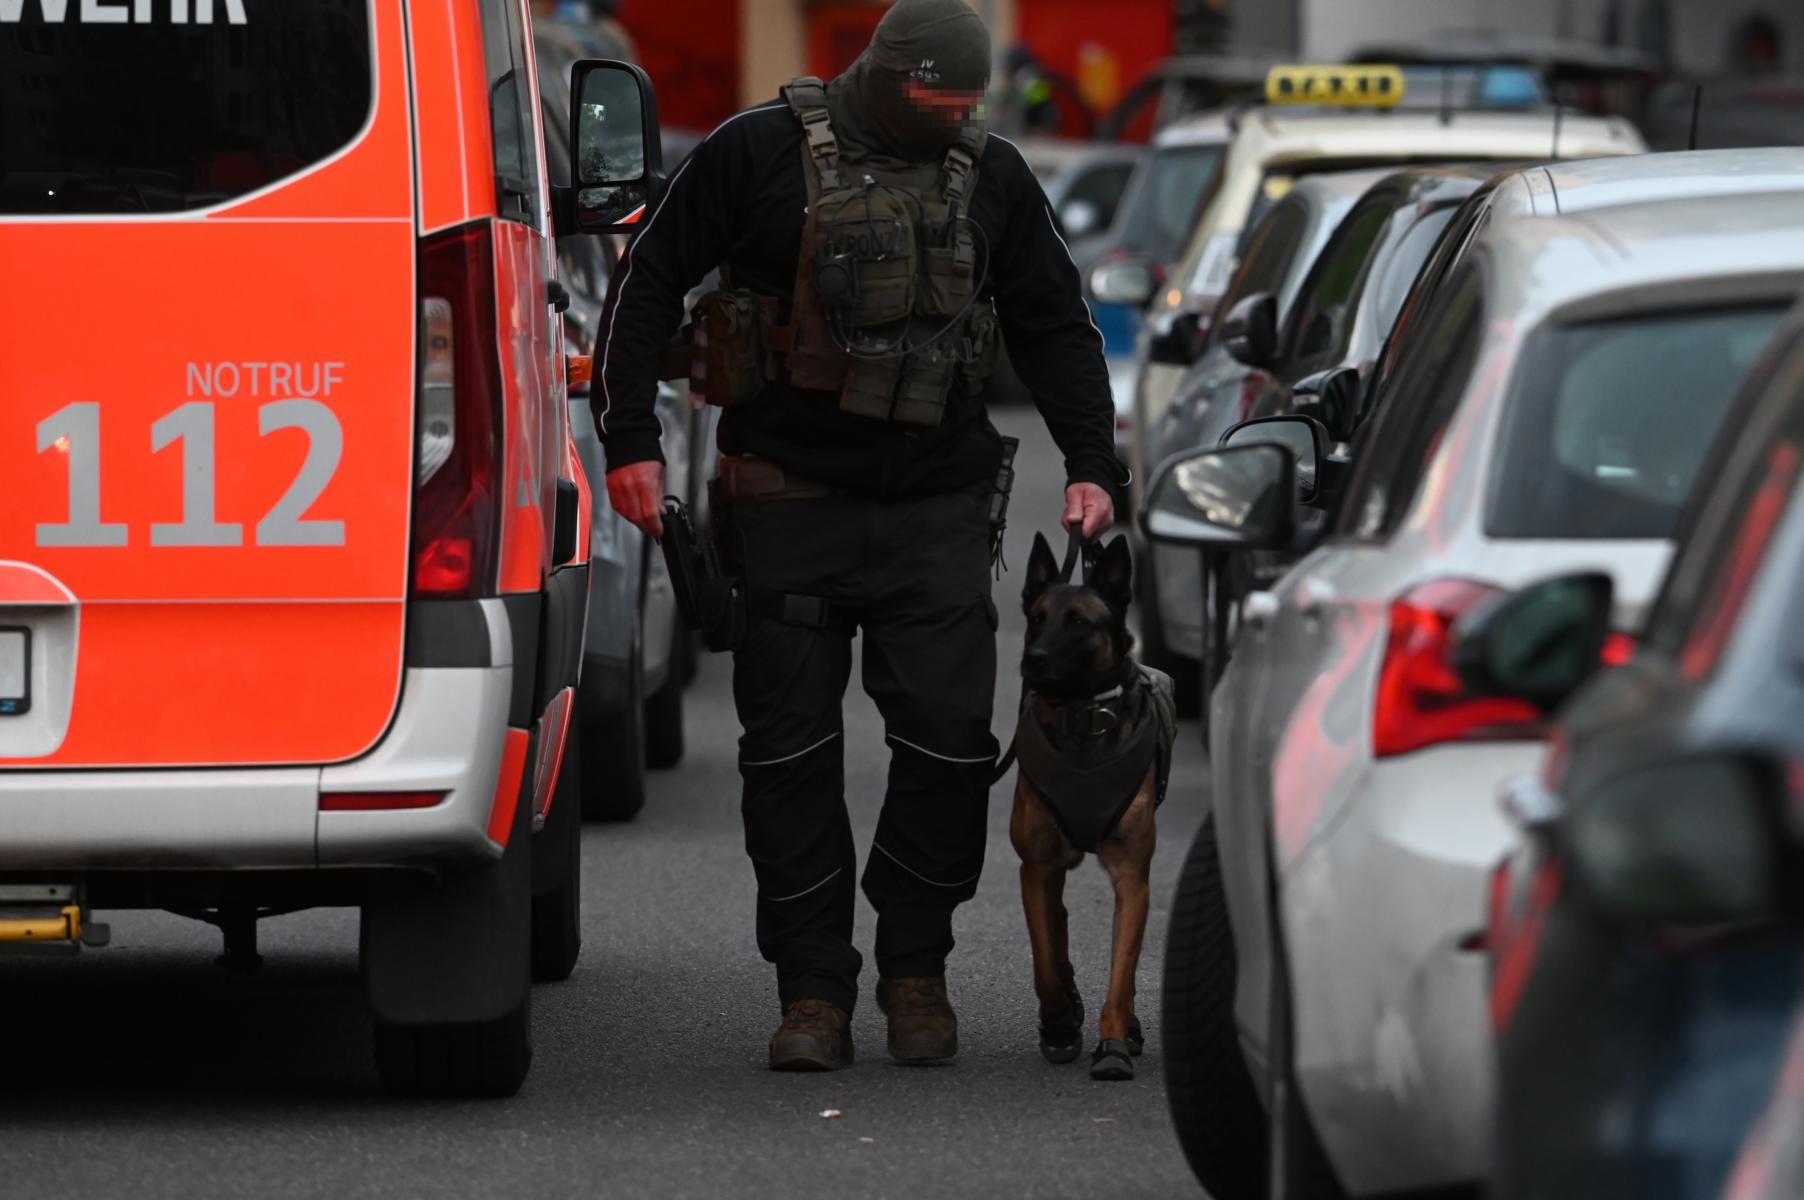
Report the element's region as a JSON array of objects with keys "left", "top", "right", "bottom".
[
  {"left": 412, "top": 222, "right": 504, "bottom": 598},
  {"left": 1372, "top": 579, "right": 1543, "bottom": 758},
  {"left": 1601, "top": 631, "right": 1637, "bottom": 667}
]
